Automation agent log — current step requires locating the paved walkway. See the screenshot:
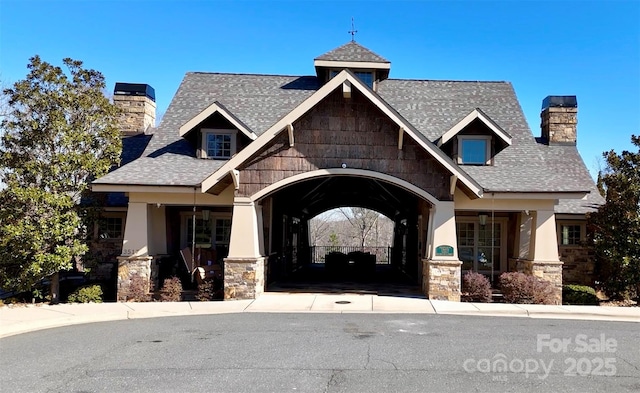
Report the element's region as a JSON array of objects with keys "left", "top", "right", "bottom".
[{"left": 1, "top": 293, "right": 638, "bottom": 338}]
